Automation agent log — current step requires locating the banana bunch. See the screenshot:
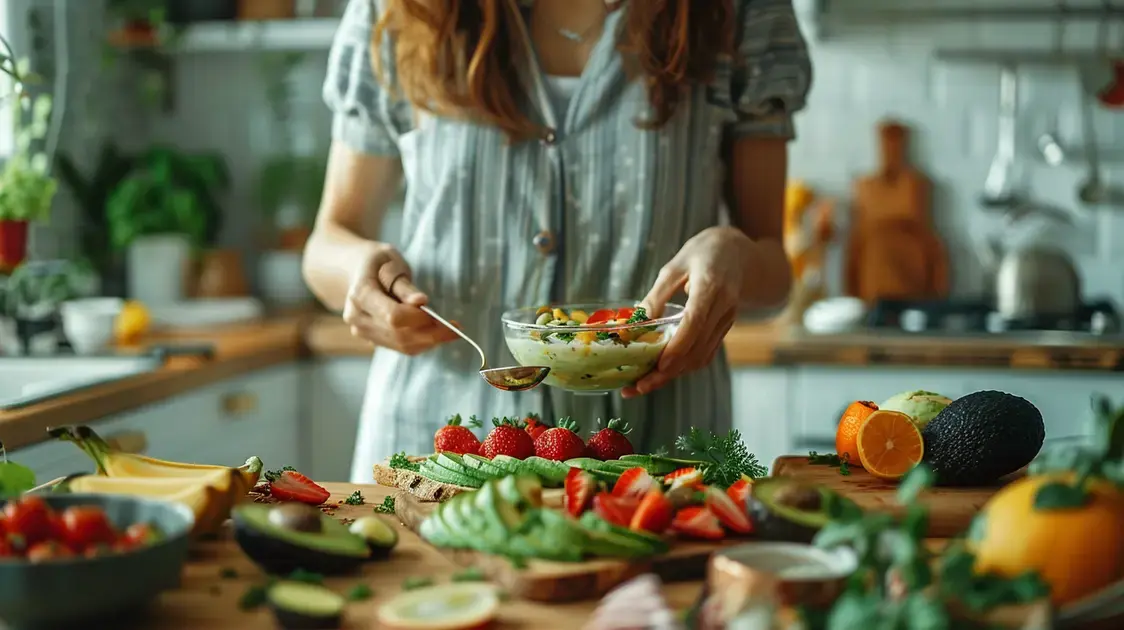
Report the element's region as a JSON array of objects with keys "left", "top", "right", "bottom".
[{"left": 52, "top": 426, "right": 264, "bottom": 537}]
